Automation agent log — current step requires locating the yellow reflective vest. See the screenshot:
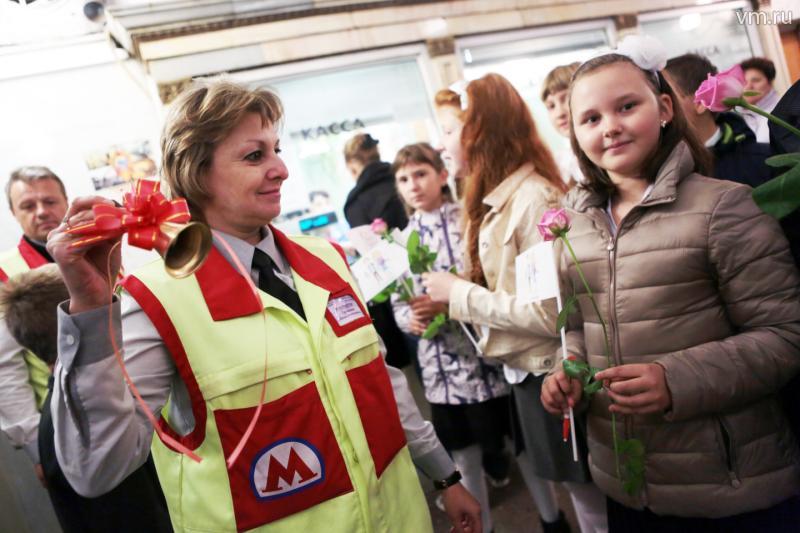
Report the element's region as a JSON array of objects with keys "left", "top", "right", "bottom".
[
  {"left": 0, "top": 238, "right": 52, "bottom": 410},
  {"left": 121, "top": 228, "right": 432, "bottom": 533}
]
